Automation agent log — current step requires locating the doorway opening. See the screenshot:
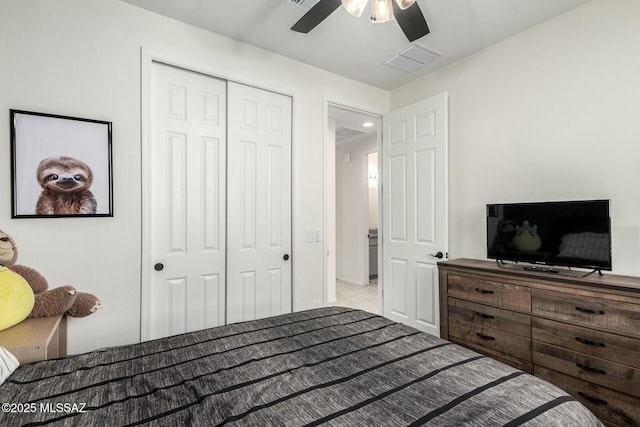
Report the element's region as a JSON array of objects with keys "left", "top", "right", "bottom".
[
  {"left": 325, "top": 104, "right": 381, "bottom": 314},
  {"left": 367, "top": 151, "right": 379, "bottom": 285}
]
